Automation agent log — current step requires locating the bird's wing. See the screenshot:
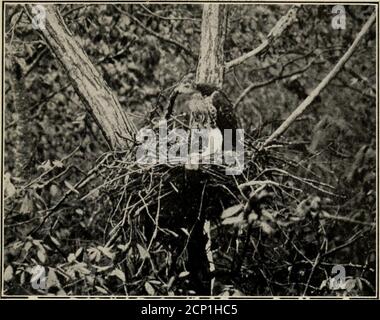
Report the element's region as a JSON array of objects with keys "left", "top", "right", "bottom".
[{"left": 211, "top": 90, "right": 238, "bottom": 130}]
